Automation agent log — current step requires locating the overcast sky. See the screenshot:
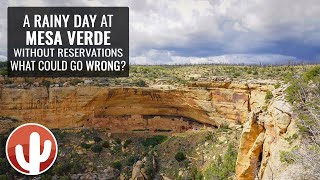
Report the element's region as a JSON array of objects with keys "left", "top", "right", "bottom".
[{"left": 1, "top": 0, "right": 320, "bottom": 64}]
